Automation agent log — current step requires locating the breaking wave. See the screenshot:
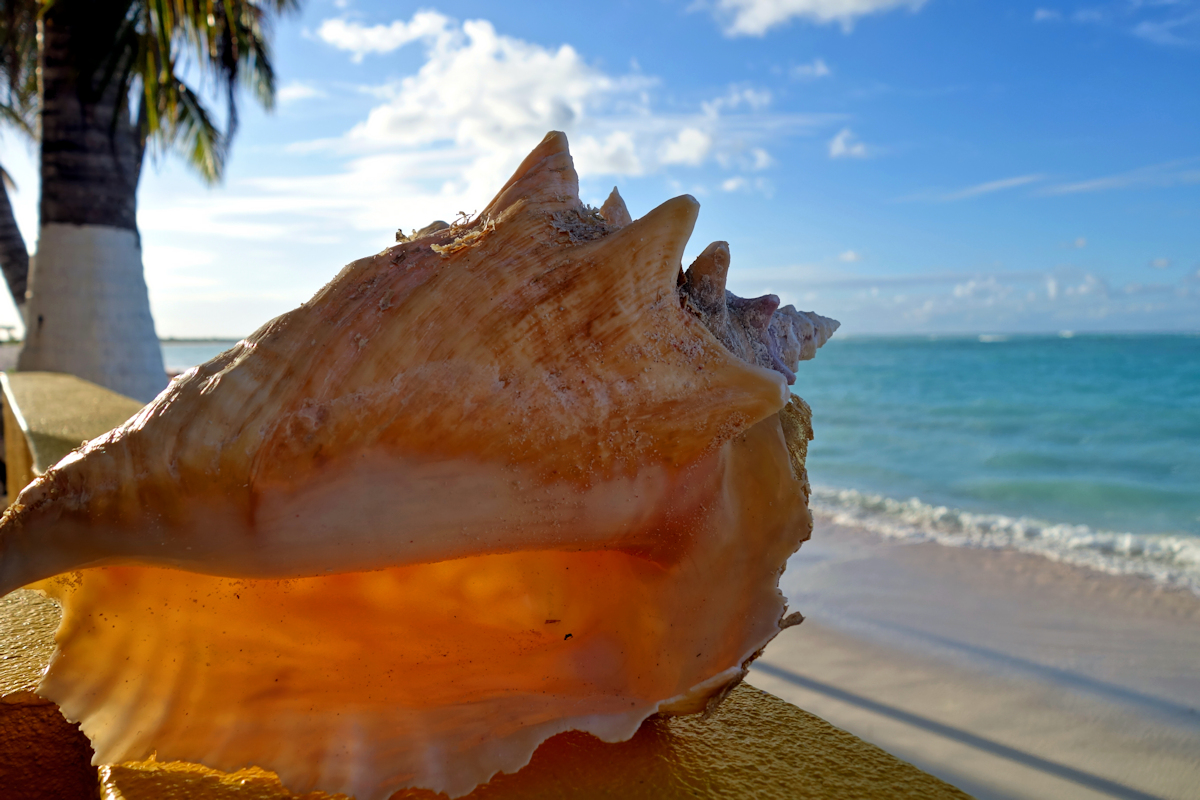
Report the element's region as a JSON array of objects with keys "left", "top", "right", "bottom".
[{"left": 811, "top": 486, "right": 1200, "bottom": 596}]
